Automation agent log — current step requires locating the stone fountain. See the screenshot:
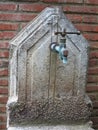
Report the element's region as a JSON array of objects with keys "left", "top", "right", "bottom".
[{"left": 7, "top": 7, "right": 94, "bottom": 130}]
